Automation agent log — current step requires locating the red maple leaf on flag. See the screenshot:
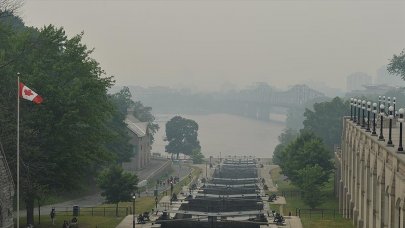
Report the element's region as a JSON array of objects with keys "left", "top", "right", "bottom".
[{"left": 24, "top": 89, "right": 33, "bottom": 96}]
